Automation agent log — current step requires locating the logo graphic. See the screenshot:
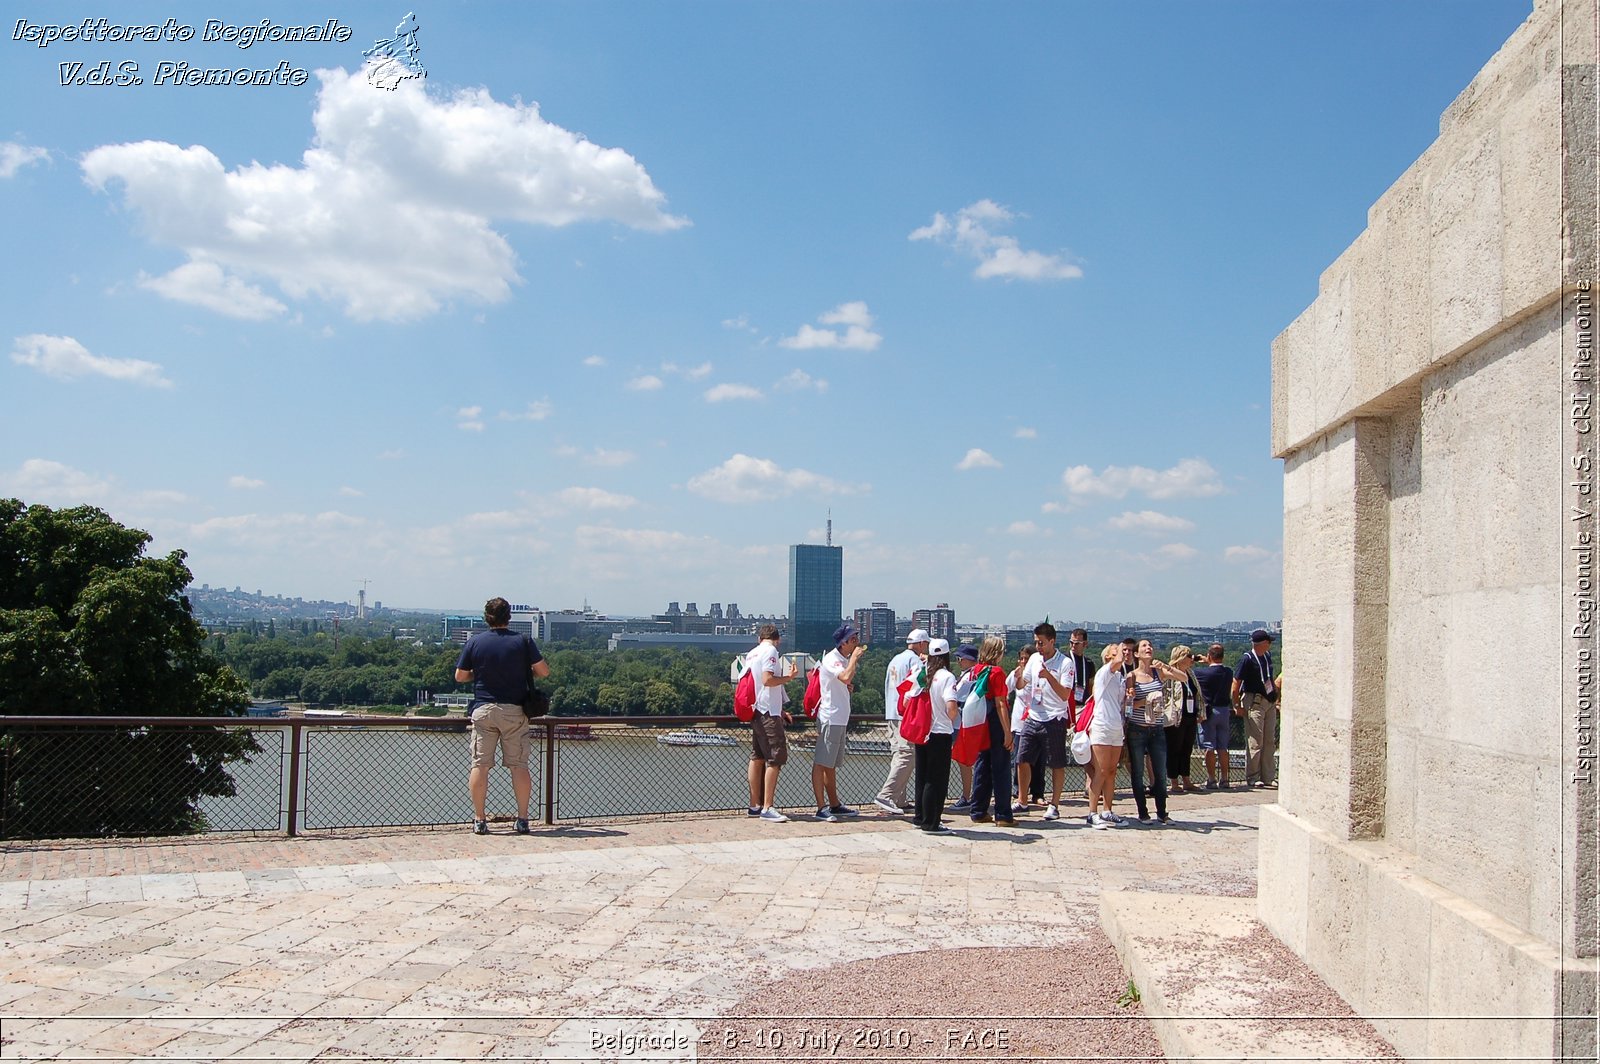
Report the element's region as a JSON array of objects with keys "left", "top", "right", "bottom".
[{"left": 363, "top": 12, "right": 425, "bottom": 90}]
